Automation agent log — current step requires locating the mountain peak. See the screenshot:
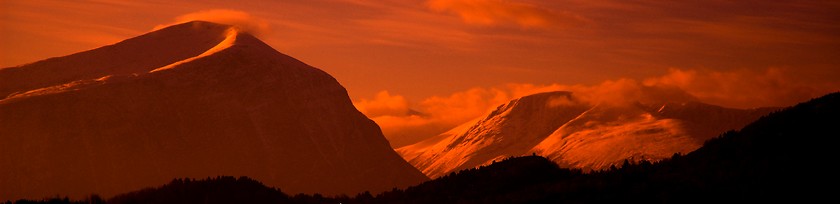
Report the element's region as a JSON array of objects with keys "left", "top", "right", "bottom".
[
  {"left": 1, "top": 20, "right": 427, "bottom": 199},
  {"left": 399, "top": 91, "right": 590, "bottom": 178},
  {"left": 157, "top": 20, "right": 235, "bottom": 33},
  {"left": 175, "top": 20, "right": 233, "bottom": 28},
  {"left": 0, "top": 21, "right": 288, "bottom": 102},
  {"left": 149, "top": 23, "right": 240, "bottom": 73},
  {"left": 484, "top": 91, "right": 575, "bottom": 121},
  {"left": 400, "top": 90, "right": 775, "bottom": 178},
  {"left": 0, "top": 21, "right": 240, "bottom": 100}
]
